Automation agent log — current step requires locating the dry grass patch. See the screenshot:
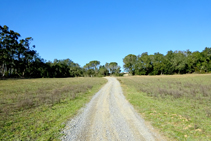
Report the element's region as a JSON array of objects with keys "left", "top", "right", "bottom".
[
  {"left": 0, "top": 77, "right": 107, "bottom": 140},
  {"left": 118, "top": 74, "right": 211, "bottom": 140}
]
